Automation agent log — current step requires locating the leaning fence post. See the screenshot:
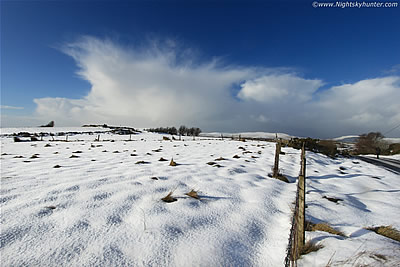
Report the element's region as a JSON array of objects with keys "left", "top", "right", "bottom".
[{"left": 273, "top": 141, "right": 281, "bottom": 178}]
